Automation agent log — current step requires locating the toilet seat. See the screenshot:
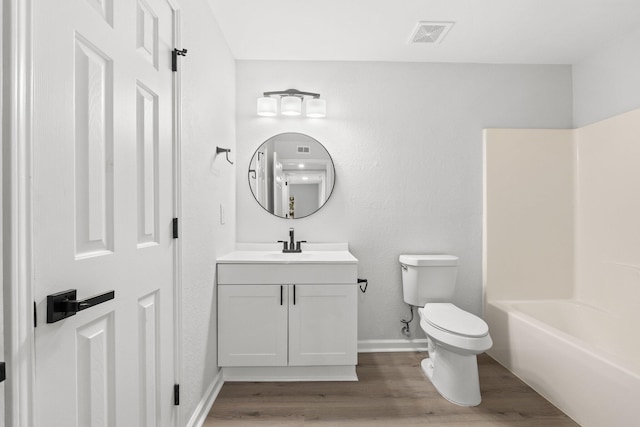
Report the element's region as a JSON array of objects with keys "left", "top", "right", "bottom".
[
  {"left": 423, "top": 303, "right": 488, "bottom": 338},
  {"left": 419, "top": 305, "right": 493, "bottom": 354}
]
